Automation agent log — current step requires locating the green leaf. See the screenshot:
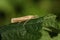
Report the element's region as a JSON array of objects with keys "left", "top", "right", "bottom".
[
  {"left": 0, "top": 14, "right": 59, "bottom": 40},
  {"left": 0, "top": 17, "right": 42, "bottom": 40}
]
